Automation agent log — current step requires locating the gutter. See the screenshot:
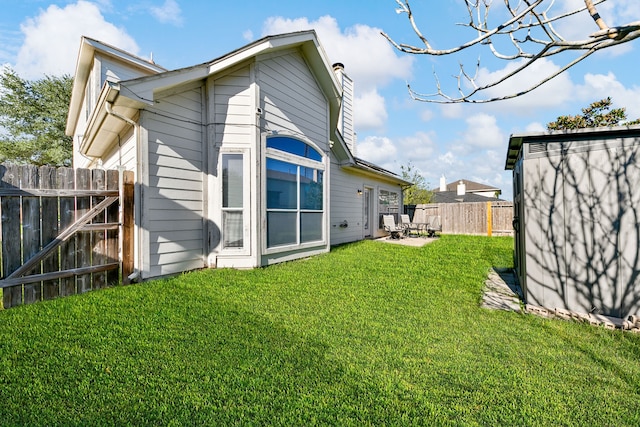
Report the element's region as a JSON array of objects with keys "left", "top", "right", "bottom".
[{"left": 105, "top": 100, "right": 141, "bottom": 283}]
